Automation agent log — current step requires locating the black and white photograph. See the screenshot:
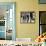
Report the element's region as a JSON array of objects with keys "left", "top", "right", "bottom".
[{"left": 20, "top": 12, "right": 35, "bottom": 23}]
